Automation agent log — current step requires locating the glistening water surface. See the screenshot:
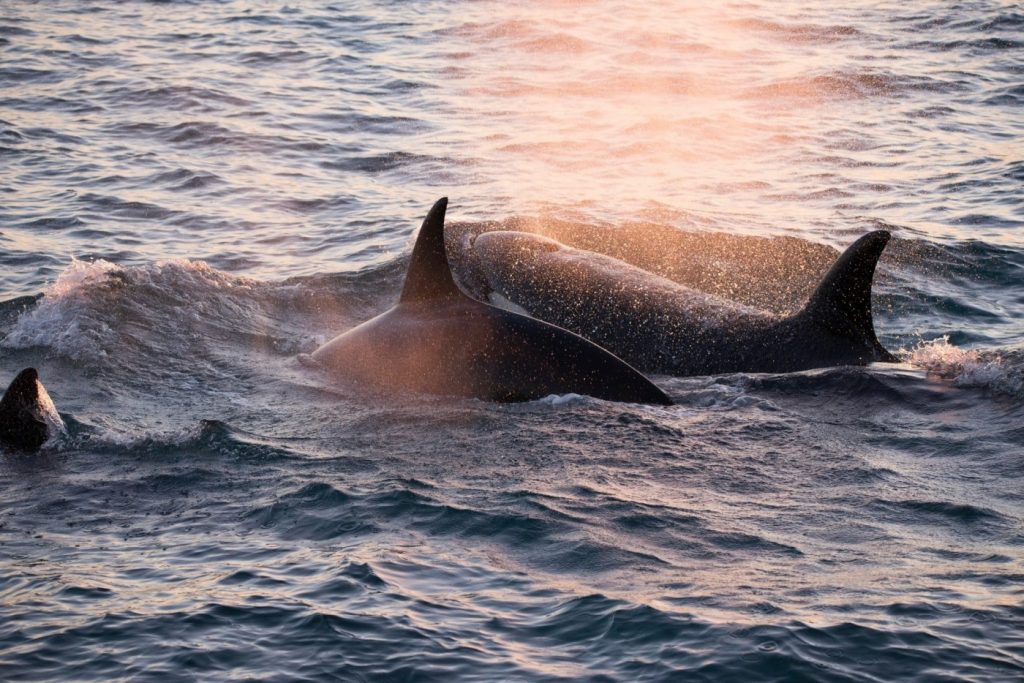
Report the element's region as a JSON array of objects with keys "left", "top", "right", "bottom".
[{"left": 1, "top": 1, "right": 1022, "bottom": 681}]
